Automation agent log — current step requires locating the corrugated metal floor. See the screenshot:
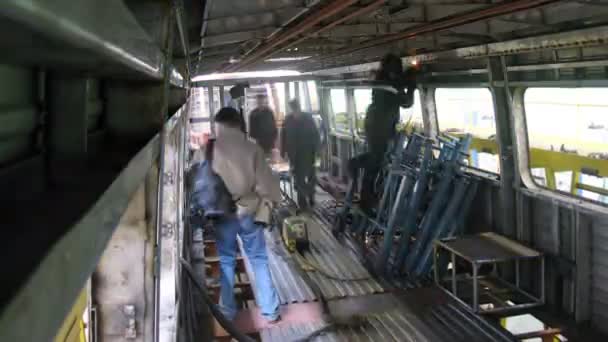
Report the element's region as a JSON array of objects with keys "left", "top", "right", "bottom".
[
  {"left": 259, "top": 287, "right": 516, "bottom": 342},
  {"left": 260, "top": 309, "right": 439, "bottom": 342},
  {"left": 249, "top": 186, "right": 517, "bottom": 341},
  {"left": 265, "top": 216, "right": 385, "bottom": 304}
]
